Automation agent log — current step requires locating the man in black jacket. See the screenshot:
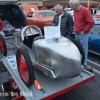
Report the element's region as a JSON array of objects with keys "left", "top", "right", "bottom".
[{"left": 53, "top": 4, "right": 74, "bottom": 39}]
